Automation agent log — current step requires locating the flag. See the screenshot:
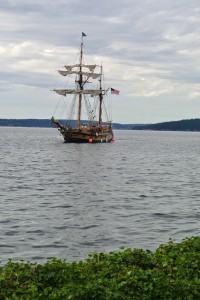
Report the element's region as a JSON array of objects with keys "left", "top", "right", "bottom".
[
  {"left": 111, "top": 88, "right": 120, "bottom": 95},
  {"left": 82, "top": 32, "right": 87, "bottom": 37}
]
